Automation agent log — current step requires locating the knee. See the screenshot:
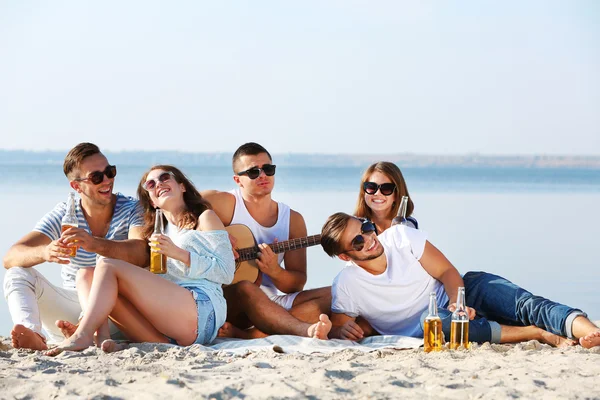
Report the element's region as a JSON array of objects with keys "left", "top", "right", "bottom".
[
  {"left": 3, "top": 267, "right": 36, "bottom": 292},
  {"left": 235, "top": 281, "right": 261, "bottom": 299}
]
